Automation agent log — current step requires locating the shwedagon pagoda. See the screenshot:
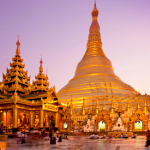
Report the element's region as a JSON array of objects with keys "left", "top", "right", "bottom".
[{"left": 0, "top": 3, "right": 150, "bottom": 133}]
